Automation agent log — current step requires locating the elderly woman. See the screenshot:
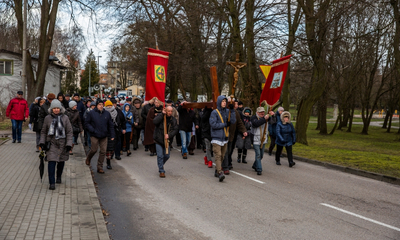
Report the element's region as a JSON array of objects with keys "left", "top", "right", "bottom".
[
  {"left": 275, "top": 111, "right": 296, "bottom": 167},
  {"left": 40, "top": 99, "right": 73, "bottom": 190}
]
